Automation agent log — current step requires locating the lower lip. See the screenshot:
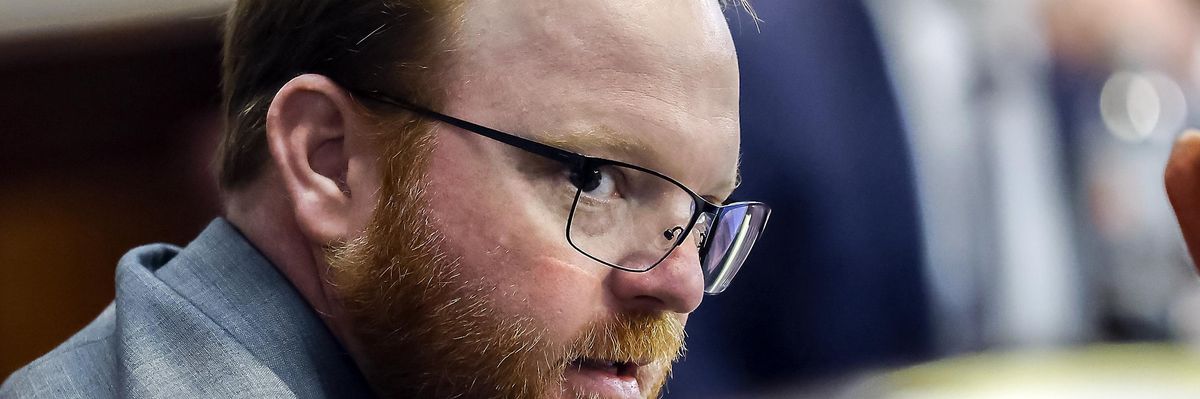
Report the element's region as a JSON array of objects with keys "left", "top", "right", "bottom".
[{"left": 563, "top": 365, "right": 641, "bottom": 398}]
